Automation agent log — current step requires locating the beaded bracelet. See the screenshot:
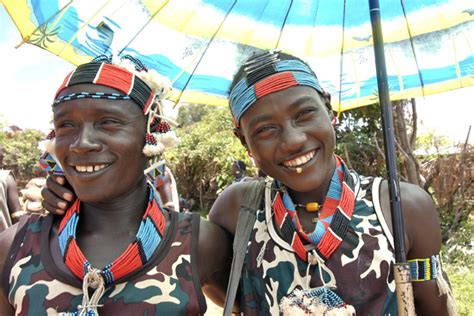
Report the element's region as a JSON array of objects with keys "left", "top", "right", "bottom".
[{"left": 408, "top": 254, "right": 443, "bottom": 282}]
